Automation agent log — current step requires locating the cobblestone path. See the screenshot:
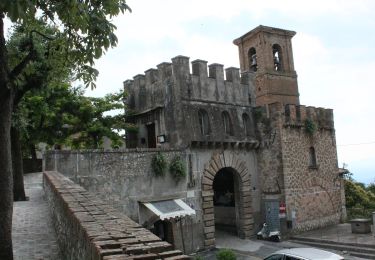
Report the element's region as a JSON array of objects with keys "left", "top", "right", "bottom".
[{"left": 12, "top": 172, "right": 61, "bottom": 260}]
